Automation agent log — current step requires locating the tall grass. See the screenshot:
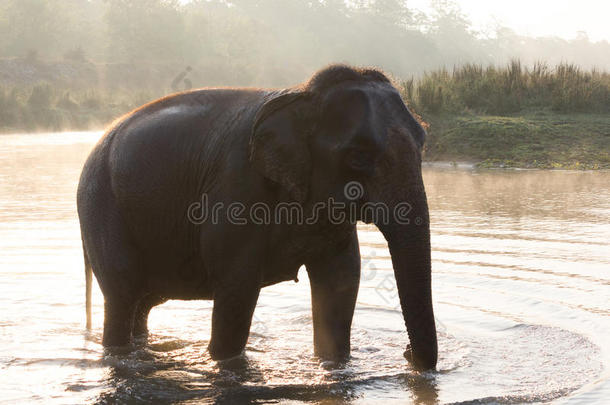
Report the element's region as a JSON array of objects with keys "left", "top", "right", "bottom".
[{"left": 402, "top": 60, "right": 610, "bottom": 115}]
